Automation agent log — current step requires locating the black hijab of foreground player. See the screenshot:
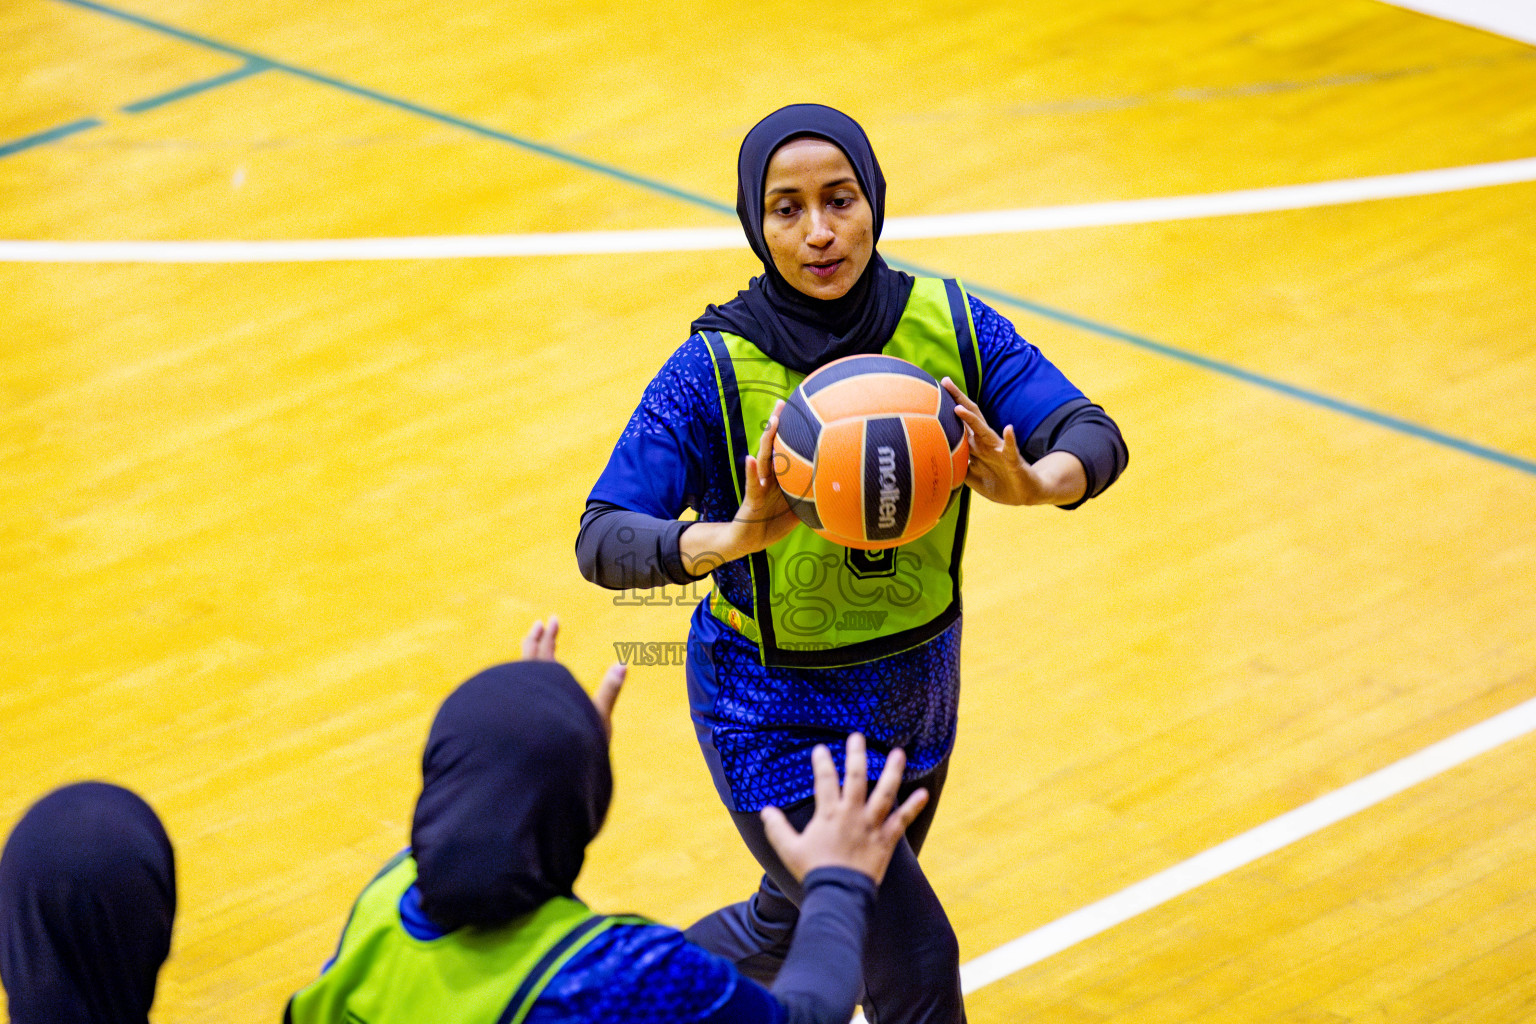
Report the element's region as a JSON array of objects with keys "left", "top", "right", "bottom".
[
  {"left": 0, "top": 782, "right": 177, "bottom": 1024},
  {"left": 410, "top": 660, "right": 613, "bottom": 931},
  {"left": 692, "top": 103, "right": 915, "bottom": 374}
]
